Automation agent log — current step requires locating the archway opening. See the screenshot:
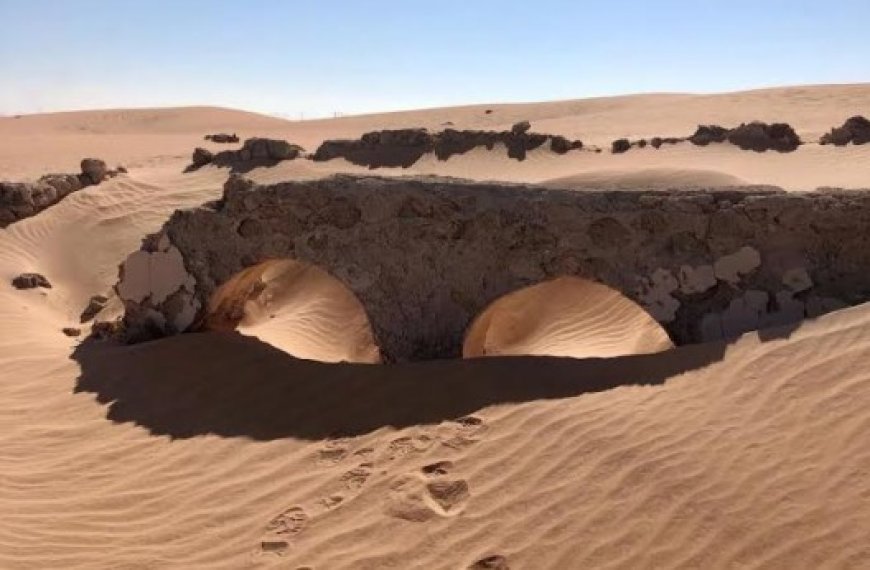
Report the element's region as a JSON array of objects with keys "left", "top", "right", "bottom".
[
  {"left": 463, "top": 276, "right": 674, "bottom": 359},
  {"left": 203, "top": 259, "right": 381, "bottom": 364}
]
